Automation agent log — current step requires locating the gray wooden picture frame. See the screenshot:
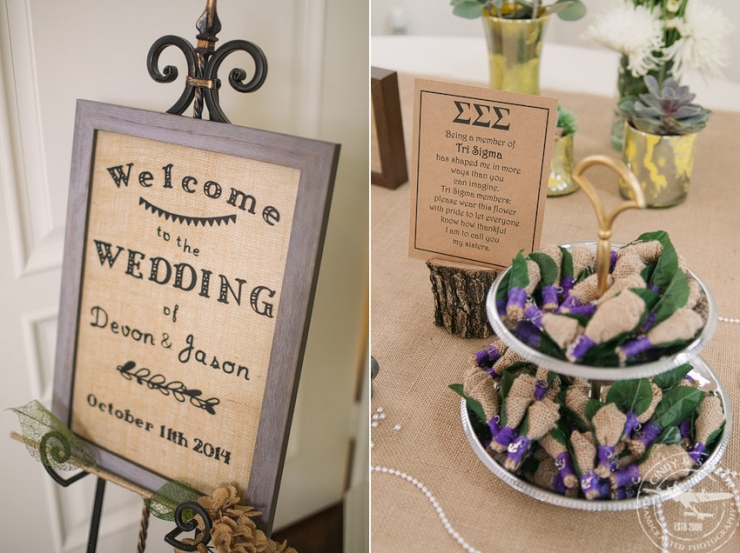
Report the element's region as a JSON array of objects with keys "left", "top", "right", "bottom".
[{"left": 52, "top": 100, "right": 339, "bottom": 534}]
